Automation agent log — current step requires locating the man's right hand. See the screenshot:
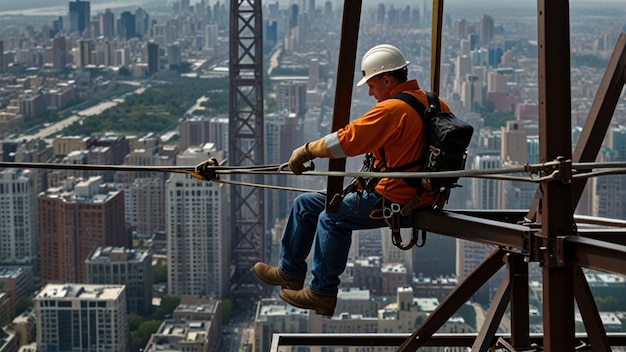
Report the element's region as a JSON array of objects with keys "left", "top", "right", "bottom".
[{"left": 288, "top": 143, "right": 313, "bottom": 175}]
